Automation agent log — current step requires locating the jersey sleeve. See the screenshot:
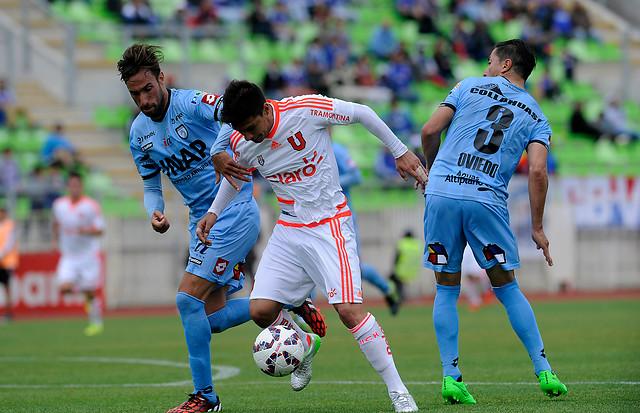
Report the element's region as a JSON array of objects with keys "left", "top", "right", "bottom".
[
  {"left": 188, "top": 90, "right": 223, "bottom": 123},
  {"left": 89, "top": 200, "right": 105, "bottom": 231},
  {"left": 441, "top": 78, "right": 468, "bottom": 111},
  {"left": 528, "top": 119, "right": 552, "bottom": 149},
  {"left": 129, "top": 120, "right": 161, "bottom": 181}
]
